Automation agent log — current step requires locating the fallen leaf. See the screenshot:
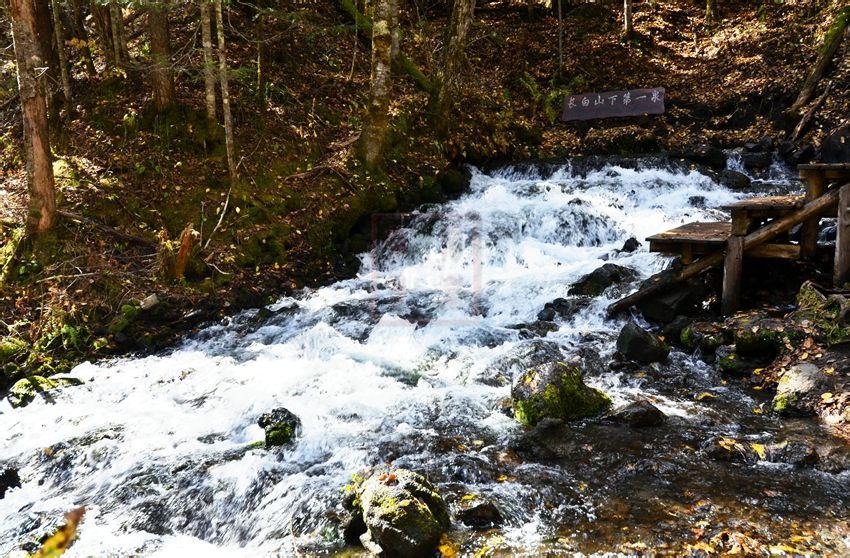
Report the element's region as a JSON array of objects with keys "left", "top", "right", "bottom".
[
  {"left": 697, "top": 392, "right": 717, "bottom": 401},
  {"left": 750, "top": 443, "right": 766, "bottom": 460}
]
